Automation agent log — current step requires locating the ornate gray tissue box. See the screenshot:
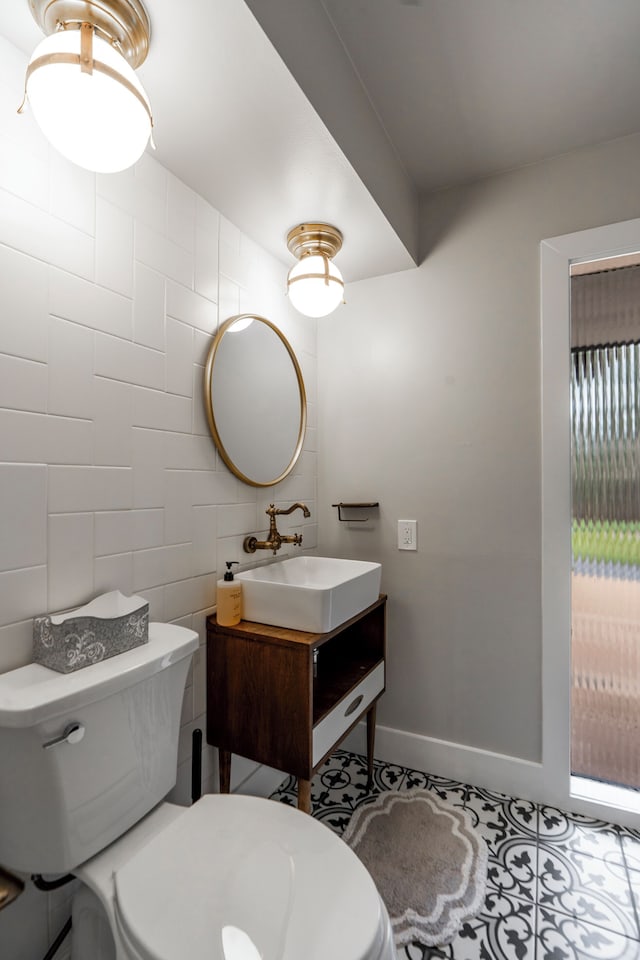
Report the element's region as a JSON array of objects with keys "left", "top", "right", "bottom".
[{"left": 33, "top": 591, "right": 149, "bottom": 674}]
